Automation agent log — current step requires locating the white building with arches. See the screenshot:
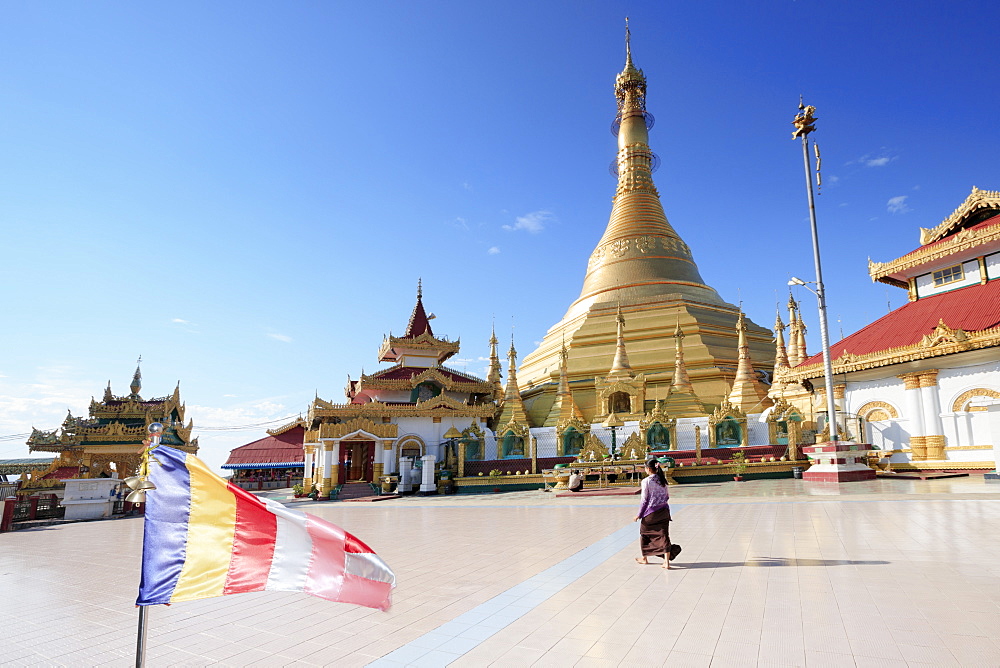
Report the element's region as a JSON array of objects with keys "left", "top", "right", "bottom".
[{"left": 774, "top": 188, "right": 1000, "bottom": 469}]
